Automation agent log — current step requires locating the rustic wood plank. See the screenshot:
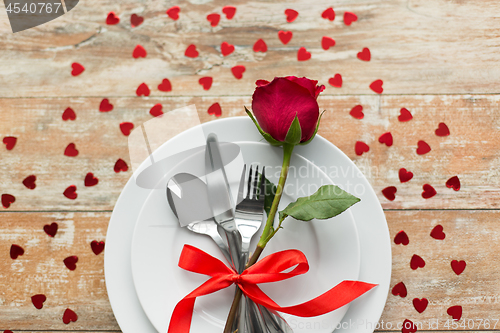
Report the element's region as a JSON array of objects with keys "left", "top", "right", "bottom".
[{"left": 2, "top": 0, "right": 500, "bottom": 97}]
